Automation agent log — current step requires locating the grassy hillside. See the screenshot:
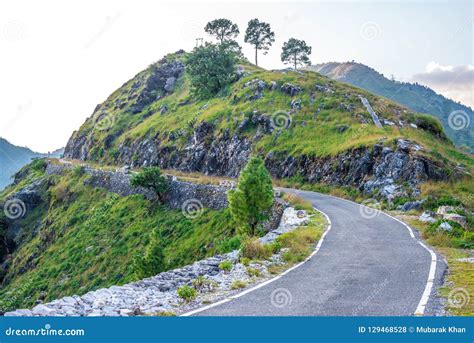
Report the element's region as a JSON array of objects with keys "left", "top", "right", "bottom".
[
  {"left": 310, "top": 62, "right": 473, "bottom": 152},
  {"left": 66, "top": 54, "right": 472, "bottom": 173},
  {"left": 0, "top": 161, "right": 238, "bottom": 311}
]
